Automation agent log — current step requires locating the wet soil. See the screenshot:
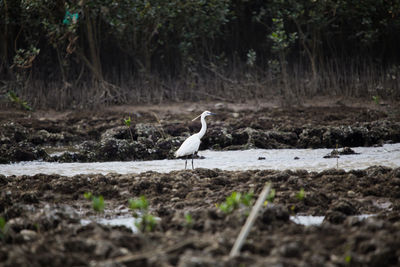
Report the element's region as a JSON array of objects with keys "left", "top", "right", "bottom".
[
  {"left": 1, "top": 99, "right": 400, "bottom": 163},
  {"left": 1, "top": 166, "right": 400, "bottom": 266}
]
